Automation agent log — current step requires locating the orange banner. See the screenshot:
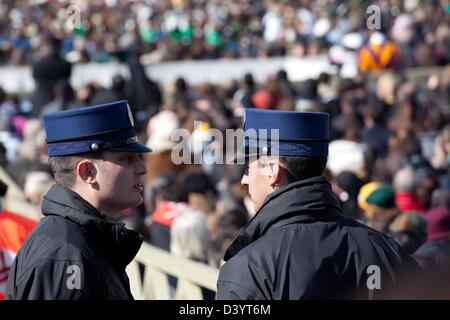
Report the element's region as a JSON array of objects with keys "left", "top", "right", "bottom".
[{"left": 0, "top": 210, "right": 36, "bottom": 300}]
